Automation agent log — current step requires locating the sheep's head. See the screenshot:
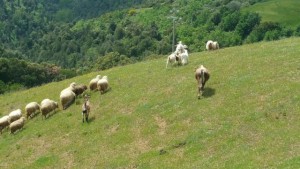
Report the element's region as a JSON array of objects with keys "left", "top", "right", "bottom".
[{"left": 70, "top": 82, "right": 76, "bottom": 88}]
